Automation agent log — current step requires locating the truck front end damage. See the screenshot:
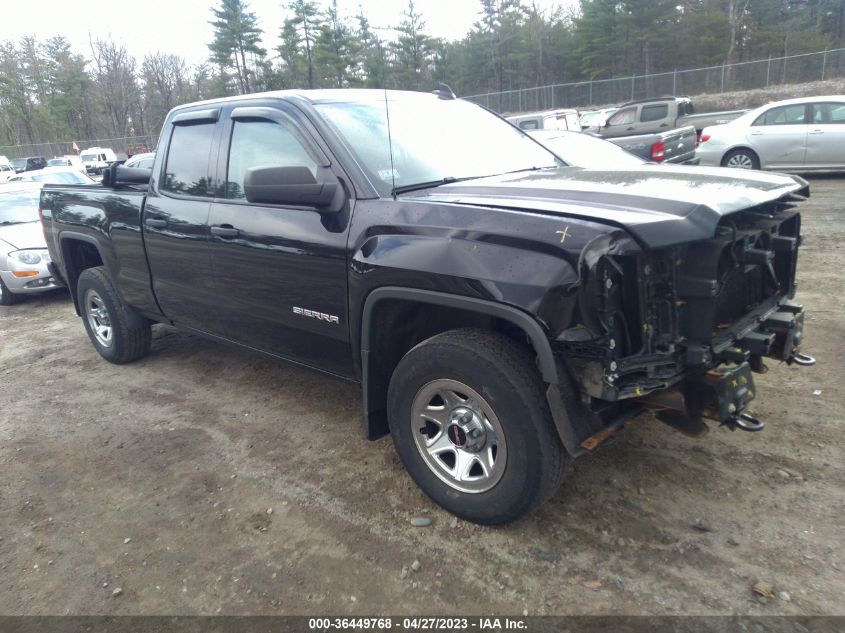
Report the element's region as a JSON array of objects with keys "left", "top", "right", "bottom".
[{"left": 552, "top": 190, "right": 813, "bottom": 450}]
